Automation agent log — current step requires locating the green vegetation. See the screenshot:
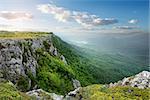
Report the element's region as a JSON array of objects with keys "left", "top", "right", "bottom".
[
  {"left": 0, "top": 81, "right": 32, "bottom": 100},
  {"left": 1, "top": 81, "right": 149, "bottom": 100},
  {"left": 26, "top": 71, "right": 37, "bottom": 89},
  {"left": 52, "top": 35, "right": 95, "bottom": 86},
  {"left": 0, "top": 31, "right": 52, "bottom": 39},
  {"left": 36, "top": 48, "right": 75, "bottom": 95},
  {"left": 51, "top": 35, "right": 149, "bottom": 86},
  {"left": 0, "top": 32, "right": 148, "bottom": 99},
  {"left": 0, "top": 81, "right": 53, "bottom": 100},
  {"left": 80, "top": 84, "right": 150, "bottom": 100},
  {"left": 16, "top": 76, "right": 30, "bottom": 92}
]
